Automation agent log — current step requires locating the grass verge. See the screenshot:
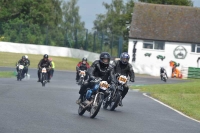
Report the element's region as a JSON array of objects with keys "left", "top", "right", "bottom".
[
  {"left": 0, "top": 71, "right": 15, "bottom": 78},
  {"left": 131, "top": 80, "right": 200, "bottom": 121},
  {"left": 0, "top": 52, "right": 92, "bottom": 71}
]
